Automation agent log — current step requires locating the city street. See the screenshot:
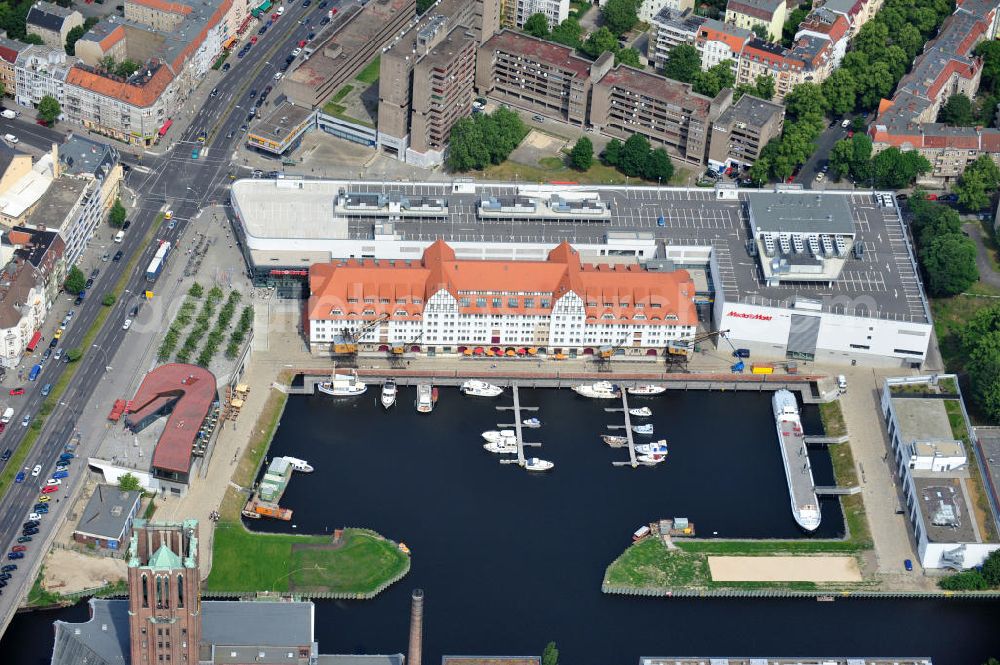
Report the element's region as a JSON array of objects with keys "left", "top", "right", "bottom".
[{"left": 0, "top": 0, "right": 338, "bottom": 631}]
